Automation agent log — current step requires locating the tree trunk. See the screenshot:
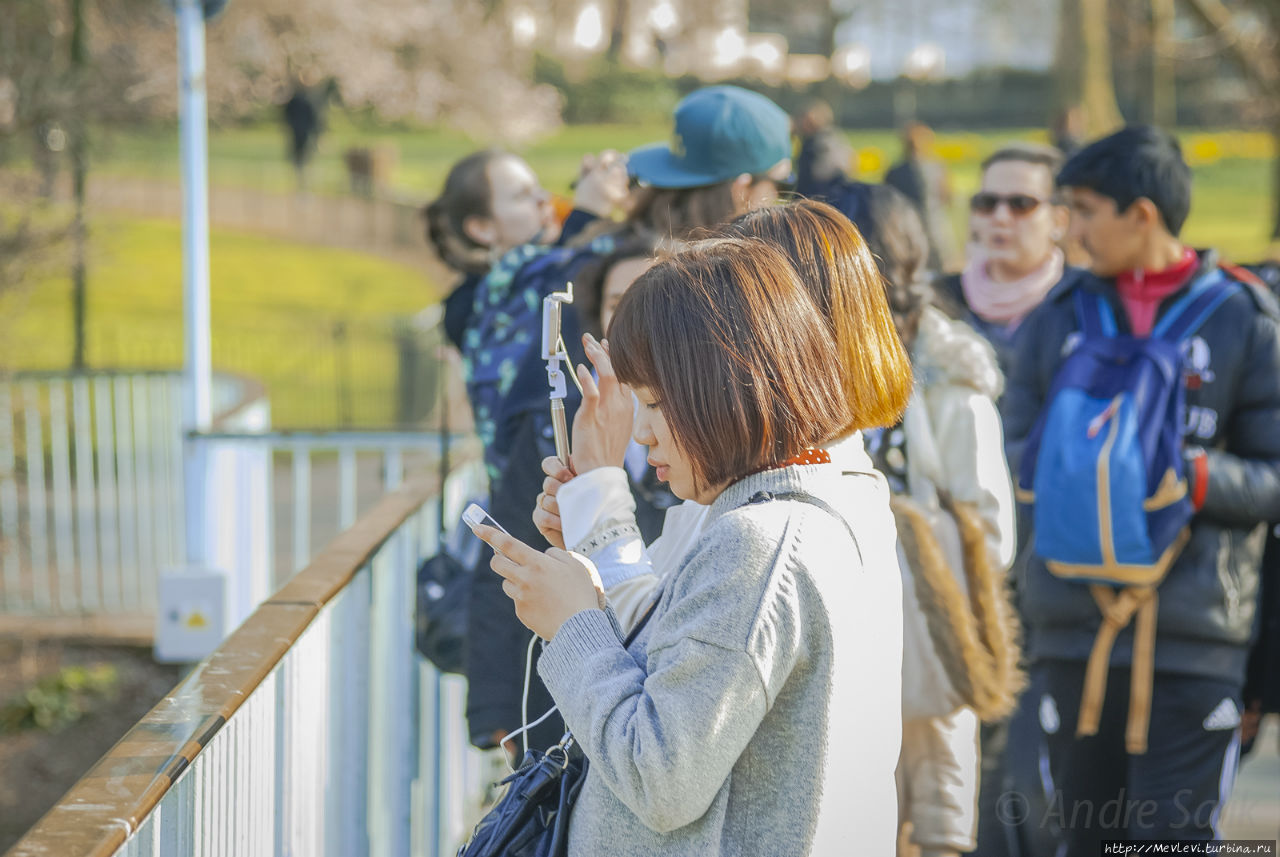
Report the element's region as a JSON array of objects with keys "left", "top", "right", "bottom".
[
  {"left": 1179, "top": 0, "right": 1280, "bottom": 240},
  {"left": 1151, "top": 0, "right": 1176, "bottom": 127},
  {"left": 1054, "top": 0, "right": 1083, "bottom": 111},
  {"left": 1272, "top": 123, "right": 1280, "bottom": 240},
  {"left": 606, "top": 0, "right": 629, "bottom": 61},
  {"left": 1080, "top": 0, "right": 1125, "bottom": 134},
  {"left": 70, "top": 0, "right": 88, "bottom": 370}
]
